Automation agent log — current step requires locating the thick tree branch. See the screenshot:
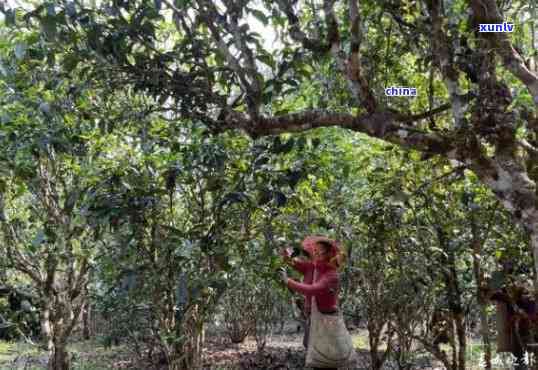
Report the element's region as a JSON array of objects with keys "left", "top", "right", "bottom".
[
  {"left": 400, "top": 103, "right": 452, "bottom": 122},
  {"left": 0, "top": 206, "right": 43, "bottom": 285},
  {"left": 275, "top": 0, "right": 331, "bottom": 54},
  {"left": 226, "top": 14, "right": 263, "bottom": 108},
  {"left": 223, "top": 109, "right": 453, "bottom": 155},
  {"left": 348, "top": 0, "right": 377, "bottom": 113},
  {"left": 276, "top": 0, "right": 377, "bottom": 112},
  {"left": 192, "top": 0, "right": 260, "bottom": 117},
  {"left": 470, "top": 0, "right": 538, "bottom": 106},
  {"left": 401, "top": 93, "right": 475, "bottom": 123},
  {"left": 5, "top": 243, "right": 43, "bottom": 285},
  {"left": 425, "top": 0, "right": 468, "bottom": 128},
  {"left": 323, "top": 0, "right": 340, "bottom": 49},
  {"left": 518, "top": 138, "right": 538, "bottom": 155}
]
